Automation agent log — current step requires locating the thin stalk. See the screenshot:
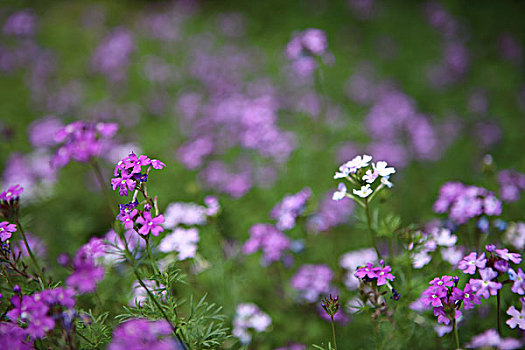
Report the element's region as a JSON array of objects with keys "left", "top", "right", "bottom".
[
  {"left": 452, "top": 317, "right": 460, "bottom": 350},
  {"left": 15, "top": 219, "right": 46, "bottom": 285},
  {"left": 90, "top": 159, "right": 117, "bottom": 217},
  {"left": 497, "top": 290, "right": 502, "bottom": 335},
  {"left": 364, "top": 198, "right": 381, "bottom": 260},
  {"left": 145, "top": 238, "right": 160, "bottom": 275},
  {"left": 330, "top": 316, "right": 338, "bottom": 350}
]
